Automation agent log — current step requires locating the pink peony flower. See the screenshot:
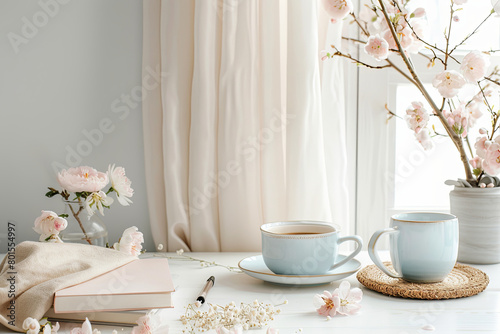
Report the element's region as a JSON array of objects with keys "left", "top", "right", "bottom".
[
  {"left": 57, "top": 166, "right": 109, "bottom": 193},
  {"left": 483, "top": 137, "right": 500, "bottom": 175},
  {"left": 412, "top": 7, "right": 426, "bottom": 18},
  {"left": 34, "top": 210, "right": 68, "bottom": 241},
  {"left": 108, "top": 164, "right": 134, "bottom": 206},
  {"left": 132, "top": 311, "right": 163, "bottom": 334},
  {"left": 405, "top": 101, "right": 429, "bottom": 133},
  {"left": 334, "top": 281, "right": 363, "bottom": 315},
  {"left": 322, "top": 0, "right": 353, "bottom": 22},
  {"left": 460, "top": 51, "right": 490, "bottom": 82},
  {"left": 364, "top": 35, "right": 390, "bottom": 61},
  {"left": 415, "top": 130, "right": 434, "bottom": 151},
  {"left": 23, "top": 318, "right": 40, "bottom": 334},
  {"left": 114, "top": 226, "right": 144, "bottom": 257},
  {"left": 432, "top": 70, "right": 466, "bottom": 98},
  {"left": 313, "top": 290, "right": 341, "bottom": 317}
]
